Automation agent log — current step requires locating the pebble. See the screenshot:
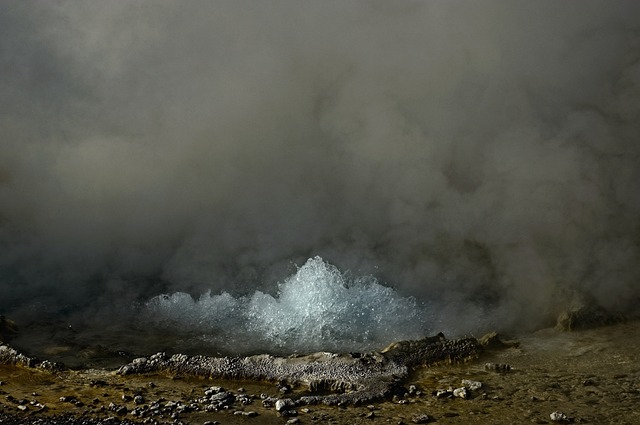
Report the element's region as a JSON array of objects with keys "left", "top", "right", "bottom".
[
  {"left": 453, "top": 387, "right": 468, "bottom": 399},
  {"left": 461, "top": 379, "right": 482, "bottom": 391},
  {"left": 550, "top": 411, "right": 572, "bottom": 422},
  {"left": 233, "top": 410, "right": 258, "bottom": 417},
  {"left": 485, "top": 362, "right": 511, "bottom": 372},
  {"left": 412, "top": 413, "right": 432, "bottom": 423},
  {"left": 279, "top": 384, "right": 292, "bottom": 393},
  {"left": 286, "top": 419, "right": 300, "bottom": 424},
  {"left": 435, "top": 389, "right": 452, "bottom": 398},
  {"left": 275, "top": 398, "right": 294, "bottom": 412}
]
